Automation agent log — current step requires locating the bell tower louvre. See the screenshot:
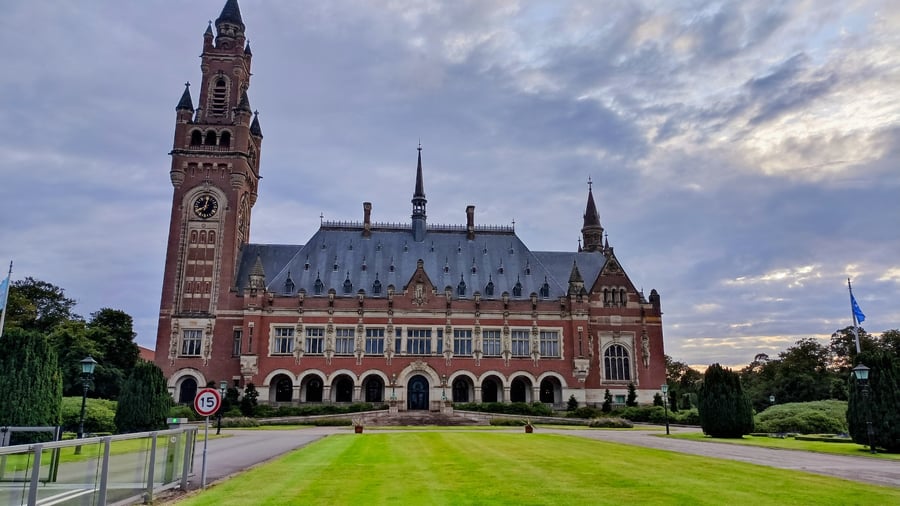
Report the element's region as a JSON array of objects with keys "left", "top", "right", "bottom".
[{"left": 154, "top": 0, "right": 666, "bottom": 409}]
